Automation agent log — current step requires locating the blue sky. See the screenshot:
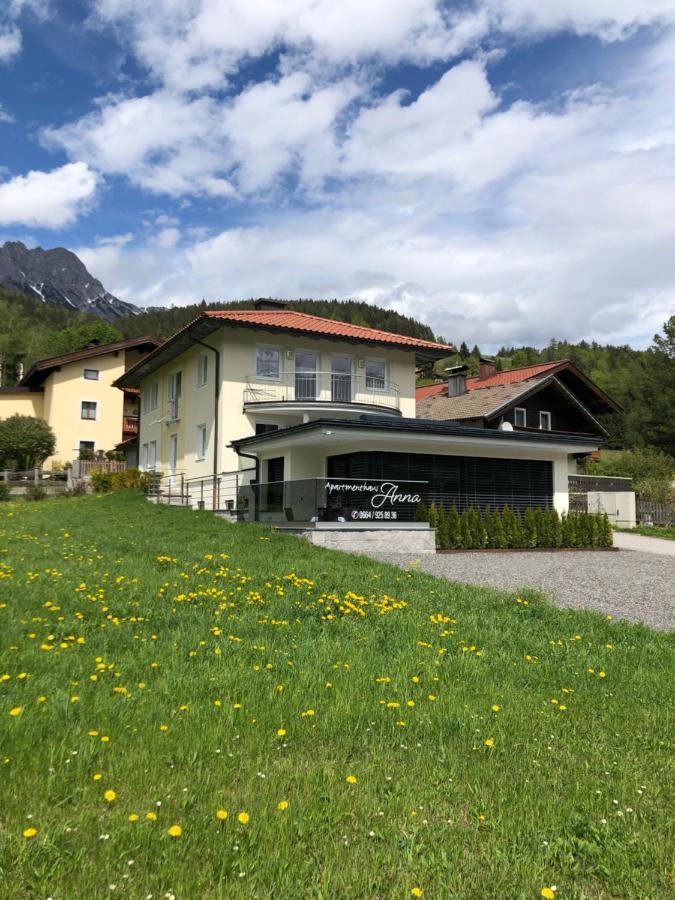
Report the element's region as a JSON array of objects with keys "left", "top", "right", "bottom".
[{"left": 1, "top": 1, "right": 674, "bottom": 350}]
